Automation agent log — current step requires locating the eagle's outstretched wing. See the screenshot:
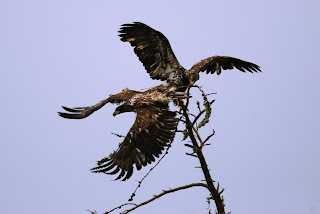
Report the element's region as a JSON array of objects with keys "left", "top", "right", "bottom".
[
  {"left": 189, "top": 56, "right": 261, "bottom": 75},
  {"left": 91, "top": 107, "right": 178, "bottom": 181},
  {"left": 58, "top": 88, "right": 138, "bottom": 119},
  {"left": 58, "top": 100, "right": 109, "bottom": 119},
  {"left": 119, "top": 22, "right": 184, "bottom": 81}
]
